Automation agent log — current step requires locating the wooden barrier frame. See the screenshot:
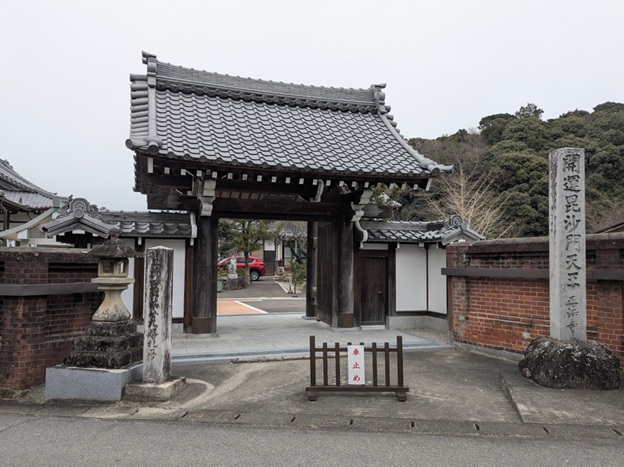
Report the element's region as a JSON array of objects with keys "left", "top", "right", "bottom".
[{"left": 306, "top": 335, "right": 409, "bottom": 401}]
